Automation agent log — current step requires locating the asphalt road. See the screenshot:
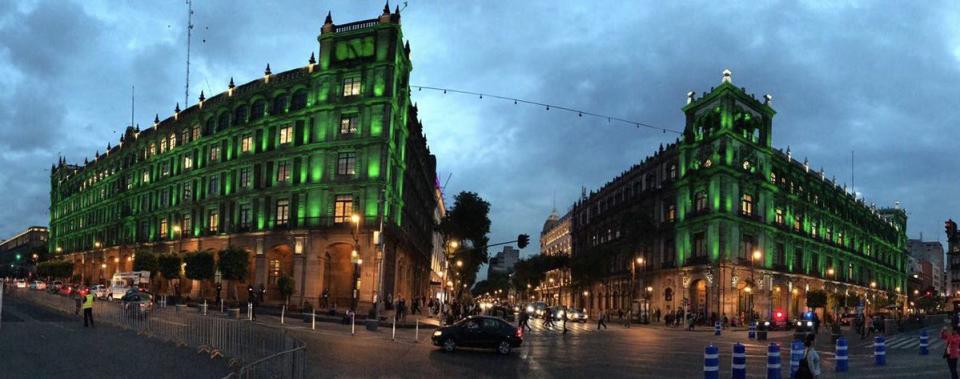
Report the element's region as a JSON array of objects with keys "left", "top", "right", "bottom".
[
  {"left": 0, "top": 294, "right": 230, "bottom": 379},
  {"left": 255, "top": 313, "right": 951, "bottom": 378}
]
